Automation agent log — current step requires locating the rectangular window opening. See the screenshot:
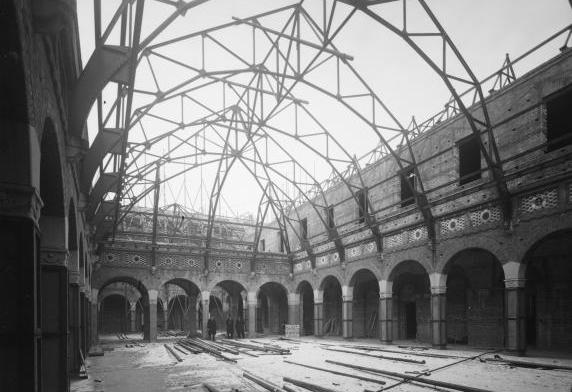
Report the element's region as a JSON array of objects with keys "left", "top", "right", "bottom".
[
  {"left": 458, "top": 135, "right": 482, "bottom": 185},
  {"left": 357, "top": 189, "right": 368, "bottom": 223},
  {"left": 300, "top": 218, "right": 308, "bottom": 241},
  {"left": 260, "top": 238, "right": 265, "bottom": 252},
  {"left": 326, "top": 205, "right": 335, "bottom": 228},
  {"left": 546, "top": 87, "right": 572, "bottom": 152},
  {"left": 400, "top": 167, "right": 416, "bottom": 207},
  {"left": 278, "top": 230, "right": 284, "bottom": 253}
]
